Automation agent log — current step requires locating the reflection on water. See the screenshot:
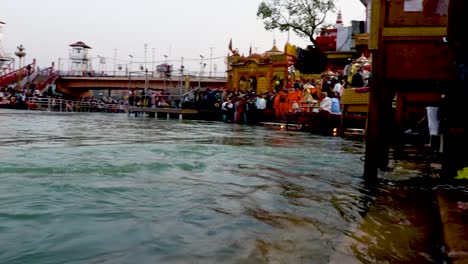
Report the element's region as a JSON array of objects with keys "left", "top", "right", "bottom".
[{"left": 0, "top": 110, "right": 441, "bottom": 263}]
